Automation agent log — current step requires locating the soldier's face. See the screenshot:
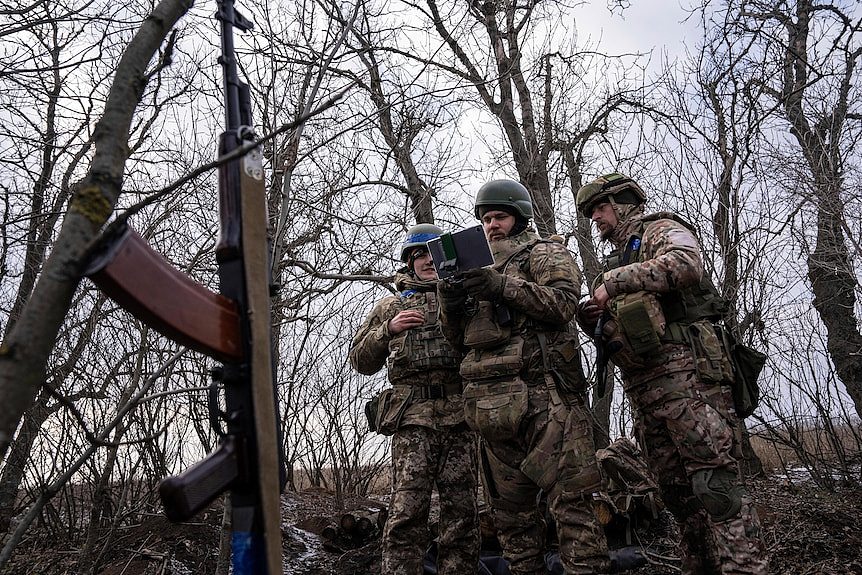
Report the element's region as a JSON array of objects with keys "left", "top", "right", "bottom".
[
  {"left": 481, "top": 210, "right": 515, "bottom": 242},
  {"left": 410, "top": 249, "right": 438, "bottom": 281},
  {"left": 590, "top": 201, "right": 618, "bottom": 240}
]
